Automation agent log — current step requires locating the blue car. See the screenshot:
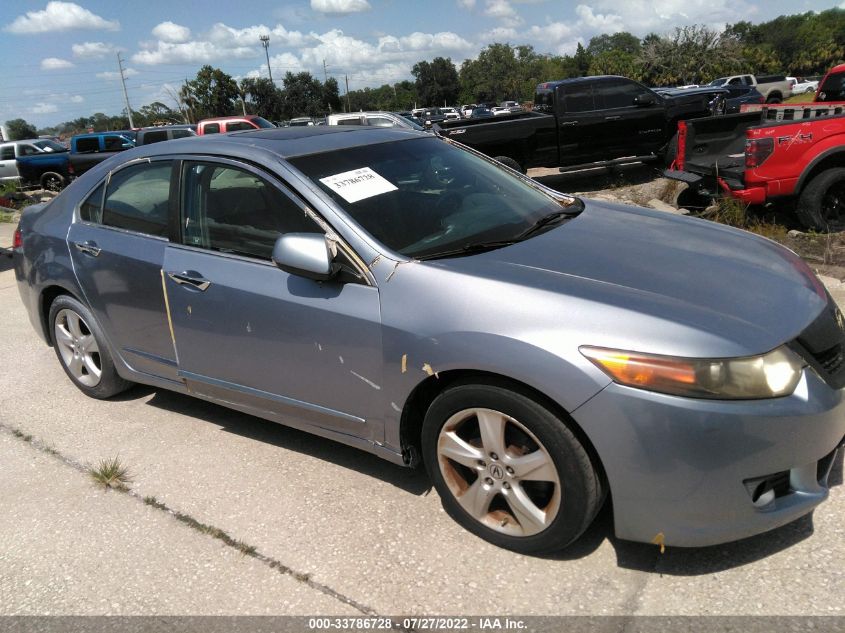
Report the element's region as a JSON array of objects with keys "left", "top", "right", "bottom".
[{"left": 12, "top": 127, "right": 845, "bottom": 553}]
